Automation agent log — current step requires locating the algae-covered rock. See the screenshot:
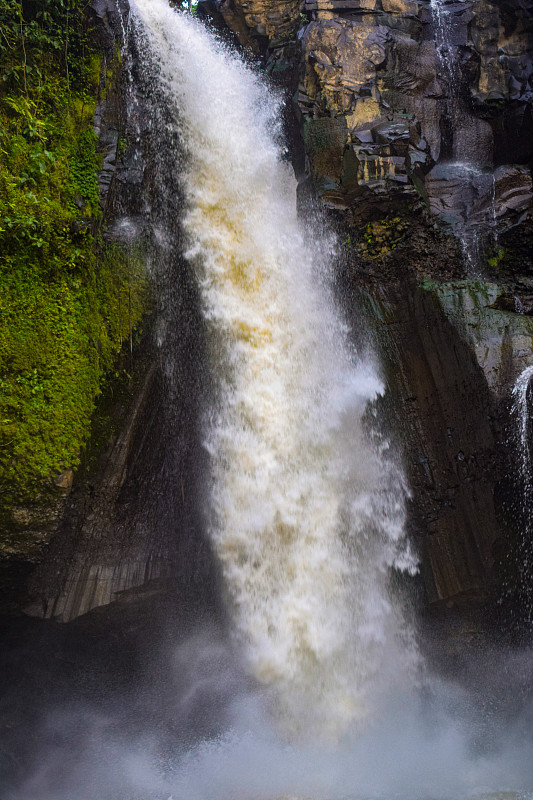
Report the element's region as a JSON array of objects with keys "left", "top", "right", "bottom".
[{"left": 423, "top": 280, "right": 533, "bottom": 398}]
